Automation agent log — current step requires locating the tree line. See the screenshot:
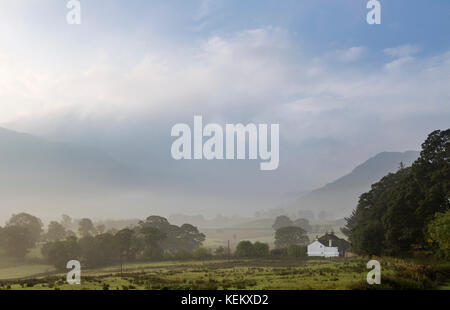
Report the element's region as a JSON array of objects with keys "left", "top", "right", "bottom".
[
  {"left": 0, "top": 214, "right": 206, "bottom": 270},
  {"left": 0, "top": 210, "right": 313, "bottom": 271},
  {"left": 343, "top": 129, "right": 450, "bottom": 258},
  {"left": 232, "top": 221, "right": 310, "bottom": 259}
]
